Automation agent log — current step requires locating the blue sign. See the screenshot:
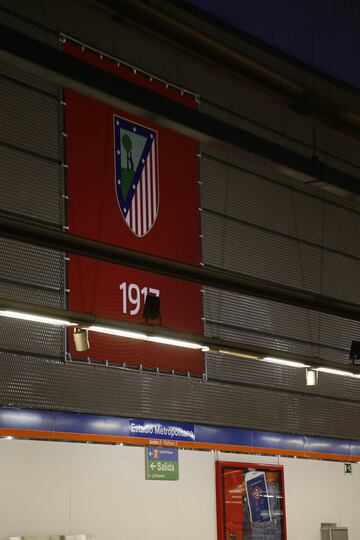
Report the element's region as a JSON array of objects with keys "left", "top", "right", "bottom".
[
  {"left": 2, "top": 407, "right": 359, "bottom": 460},
  {"left": 129, "top": 419, "right": 195, "bottom": 441},
  {"left": 147, "top": 447, "right": 178, "bottom": 461},
  {"left": 146, "top": 447, "right": 179, "bottom": 480}
]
